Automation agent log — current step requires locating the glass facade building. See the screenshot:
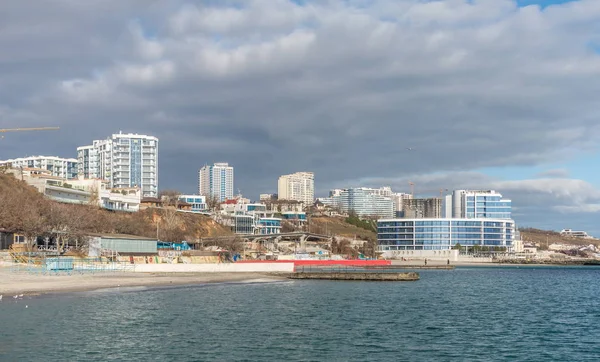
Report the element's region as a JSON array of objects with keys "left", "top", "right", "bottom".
[
  {"left": 320, "top": 187, "right": 394, "bottom": 218},
  {"left": 179, "top": 195, "right": 207, "bottom": 213},
  {"left": 378, "top": 218, "right": 515, "bottom": 251},
  {"left": 256, "top": 218, "right": 282, "bottom": 235},
  {"left": 446, "top": 190, "right": 512, "bottom": 219}
]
